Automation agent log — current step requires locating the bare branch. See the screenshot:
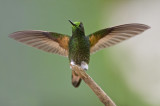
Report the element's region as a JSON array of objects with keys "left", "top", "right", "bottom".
[{"left": 71, "top": 65, "right": 116, "bottom": 106}]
